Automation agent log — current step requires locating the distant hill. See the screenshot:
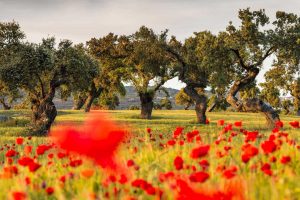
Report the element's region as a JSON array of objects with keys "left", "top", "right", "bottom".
[
  {"left": 118, "top": 86, "right": 181, "bottom": 109},
  {"left": 53, "top": 86, "right": 185, "bottom": 110},
  {"left": 2, "top": 86, "right": 211, "bottom": 110}
]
